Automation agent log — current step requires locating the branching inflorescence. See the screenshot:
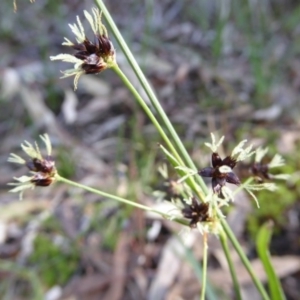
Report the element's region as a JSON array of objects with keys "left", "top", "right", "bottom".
[
  {"left": 10, "top": 4, "right": 290, "bottom": 236},
  {"left": 154, "top": 133, "right": 290, "bottom": 233}
]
